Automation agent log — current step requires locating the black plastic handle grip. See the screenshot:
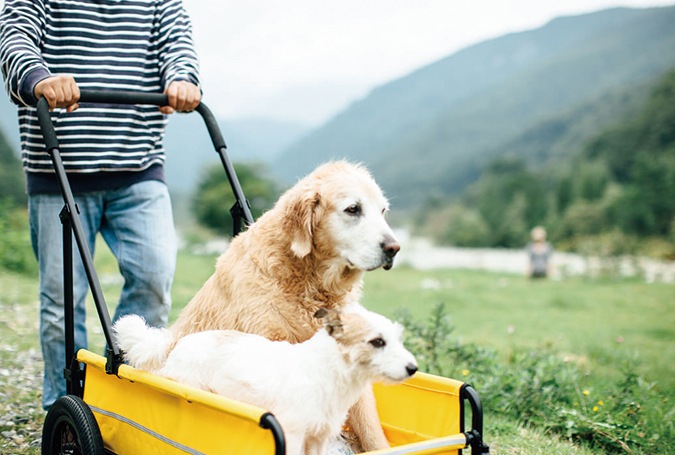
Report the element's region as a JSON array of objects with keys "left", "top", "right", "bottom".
[
  {"left": 36, "top": 90, "right": 227, "bottom": 151},
  {"left": 36, "top": 97, "right": 60, "bottom": 153},
  {"left": 79, "top": 90, "right": 168, "bottom": 106}
]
